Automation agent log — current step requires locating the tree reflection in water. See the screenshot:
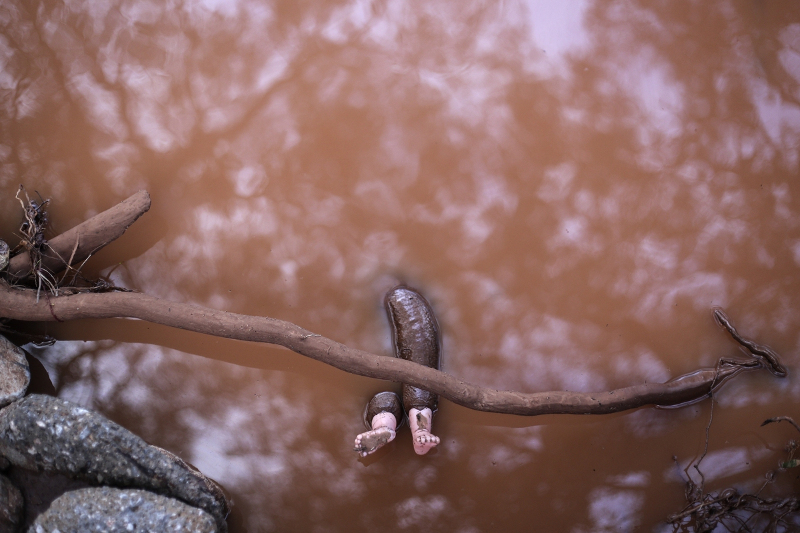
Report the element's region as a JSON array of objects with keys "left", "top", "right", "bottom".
[{"left": 2, "top": 0, "right": 799, "bottom": 530}]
